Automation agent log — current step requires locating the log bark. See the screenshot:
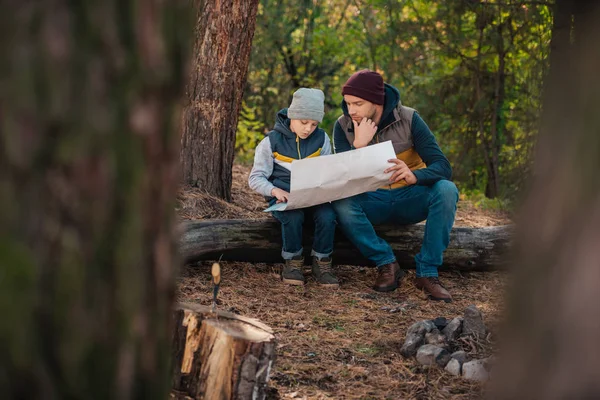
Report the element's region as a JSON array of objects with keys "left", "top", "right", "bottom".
[
  {"left": 180, "top": 219, "right": 512, "bottom": 271},
  {"left": 180, "top": 0, "right": 260, "bottom": 200},
  {"left": 171, "top": 303, "right": 276, "bottom": 400}
]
